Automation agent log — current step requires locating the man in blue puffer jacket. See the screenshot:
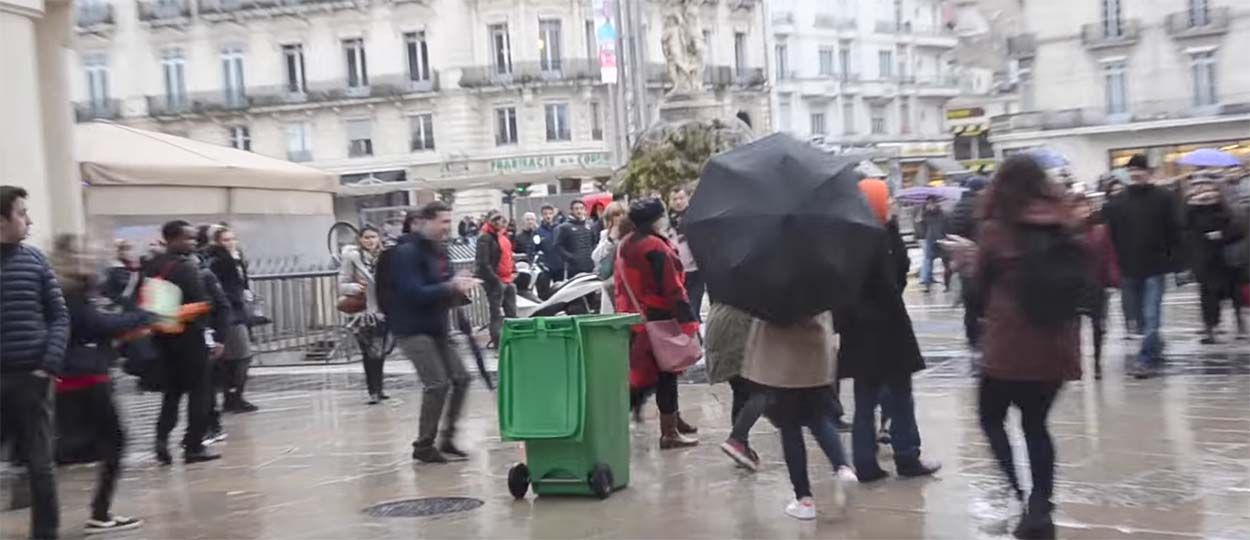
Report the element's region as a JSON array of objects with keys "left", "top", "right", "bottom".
[{"left": 0, "top": 185, "right": 69, "bottom": 540}]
